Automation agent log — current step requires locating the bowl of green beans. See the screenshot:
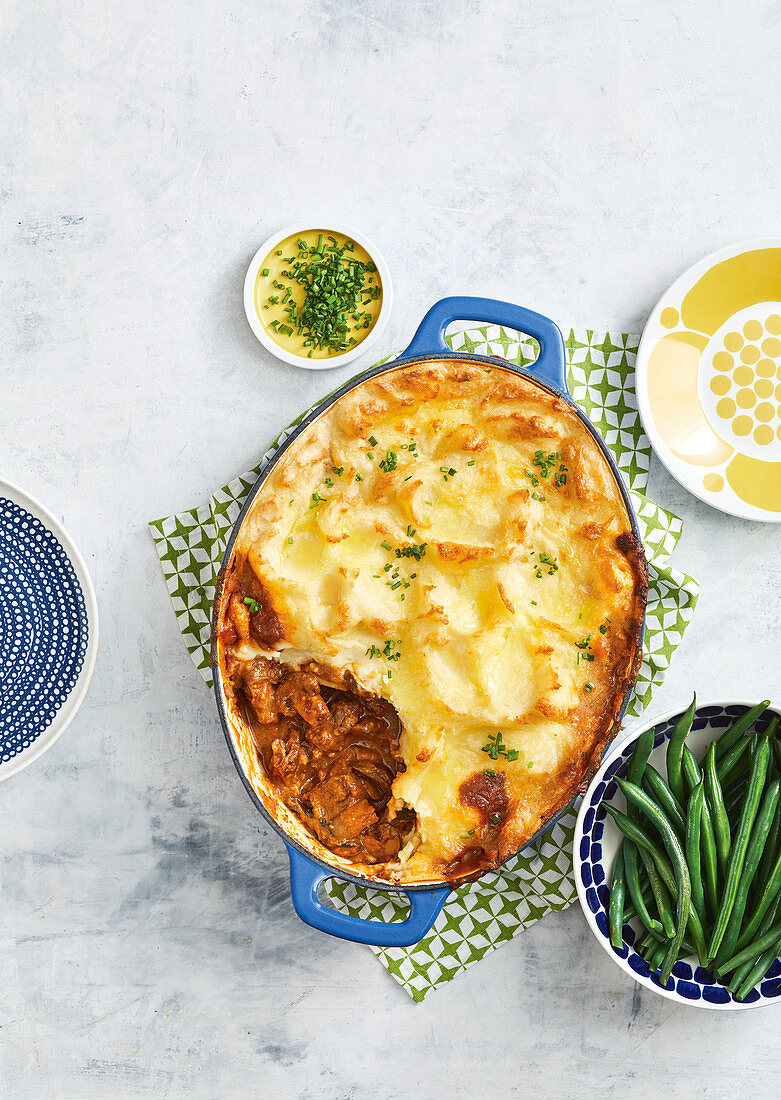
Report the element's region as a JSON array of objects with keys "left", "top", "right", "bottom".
[{"left": 575, "top": 698, "right": 781, "bottom": 1009}]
